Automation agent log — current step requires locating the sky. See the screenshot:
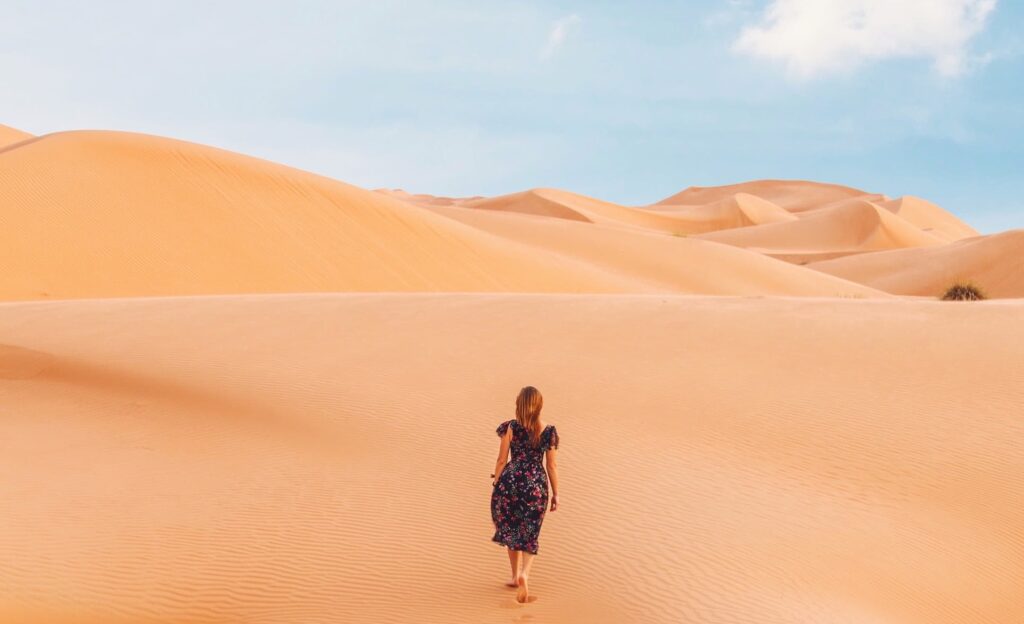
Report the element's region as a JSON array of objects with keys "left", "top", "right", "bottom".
[{"left": 2, "top": 0, "right": 1022, "bottom": 233}]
